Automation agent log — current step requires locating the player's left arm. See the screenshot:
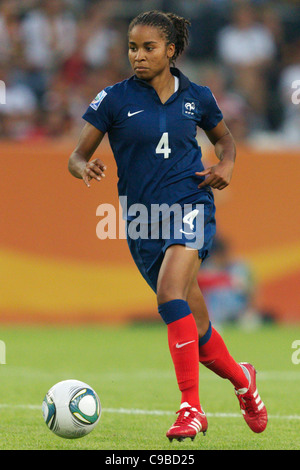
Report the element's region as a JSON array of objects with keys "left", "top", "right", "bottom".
[{"left": 196, "top": 119, "right": 236, "bottom": 190}]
